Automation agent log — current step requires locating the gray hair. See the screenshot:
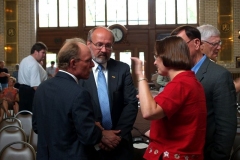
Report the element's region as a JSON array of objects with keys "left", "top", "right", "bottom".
[
  {"left": 197, "top": 24, "right": 220, "bottom": 41},
  {"left": 57, "top": 38, "right": 85, "bottom": 70}
]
